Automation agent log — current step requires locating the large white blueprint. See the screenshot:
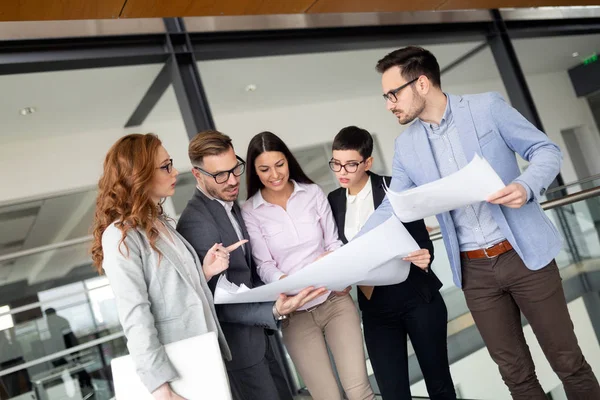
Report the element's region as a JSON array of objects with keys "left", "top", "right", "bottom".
[
  {"left": 386, "top": 154, "right": 505, "bottom": 222},
  {"left": 214, "top": 216, "right": 418, "bottom": 304},
  {"left": 214, "top": 154, "right": 506, "bottom": 304}
]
